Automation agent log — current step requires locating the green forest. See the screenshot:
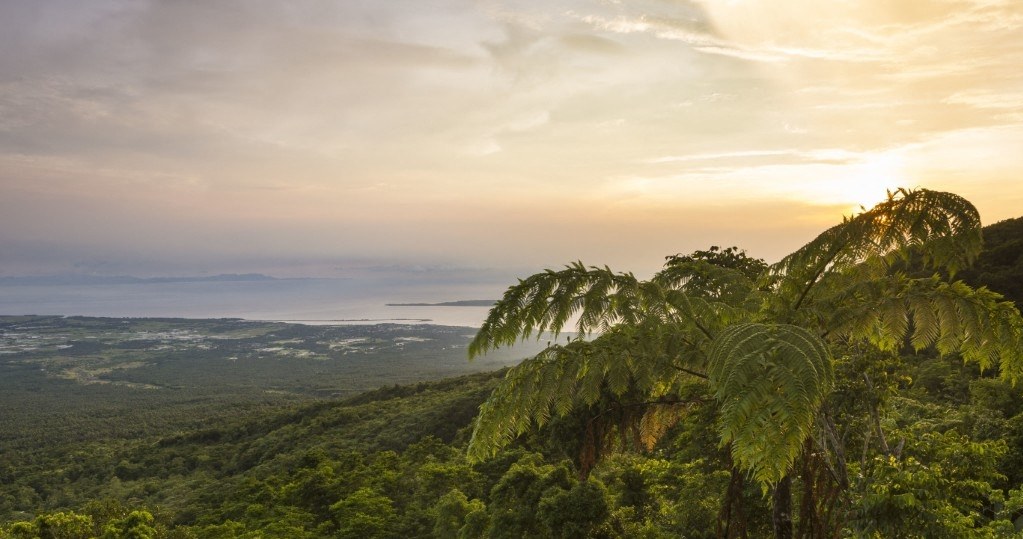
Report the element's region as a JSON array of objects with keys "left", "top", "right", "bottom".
[{"left": 4, "top": 189, "right": 1023, "bottom": 538}]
